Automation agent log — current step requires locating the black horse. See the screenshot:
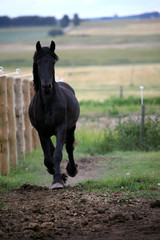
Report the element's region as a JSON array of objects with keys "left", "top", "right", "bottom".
[{"left": 29, "top": 41, "right": 80, "bottom": 189}]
